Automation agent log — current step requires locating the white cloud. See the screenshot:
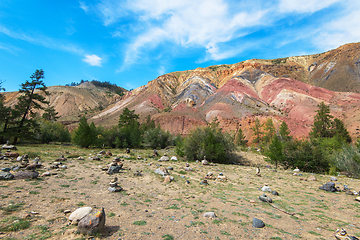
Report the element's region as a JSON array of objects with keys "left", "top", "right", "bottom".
[
  {"left": 278, "top": 0, "right": 341, "bottom": 13},
  {"left": 79, "top": 1, "right": 89, "bottom": 13},
  {"left": 83, "top": 54, "right": 102, "bottom": 66},
  {"left": 158, "top": 65, "right": 166, "bottom": 76},
  {"left": 0, "top": 25, "right": 83, "bottom": 54}
]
